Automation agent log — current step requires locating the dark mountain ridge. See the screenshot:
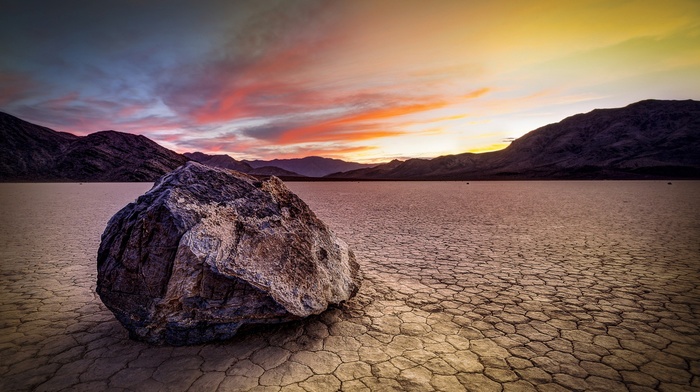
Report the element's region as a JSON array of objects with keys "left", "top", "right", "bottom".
[
  {"left": 3, "top": 99, "right": 698, "bottom": 182},
  {"left": 328, "top": 99, "right": 700, "bottom": 180},
  {"left": 0, "top": 112, "right": 188, "bottom": 181},
  {"left": 183, "top": 152, "right": 303, "bottom": 177},
  {"left": 184, "top": 152, "right": 255, "bottom": 173},
  {"left": 245, "top": 156, "right": 377, "bottom": 177}
]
